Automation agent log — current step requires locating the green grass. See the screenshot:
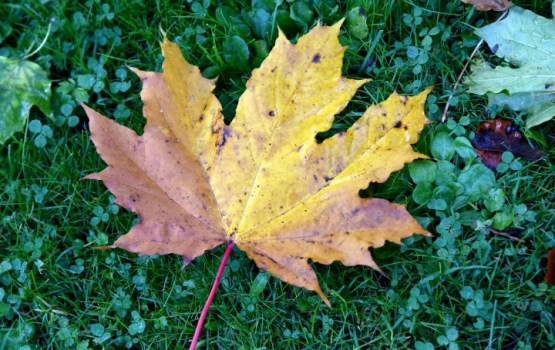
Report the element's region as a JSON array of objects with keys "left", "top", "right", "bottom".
[{"left": 1, "top": 0, "right": 554, "bottom": 349}]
